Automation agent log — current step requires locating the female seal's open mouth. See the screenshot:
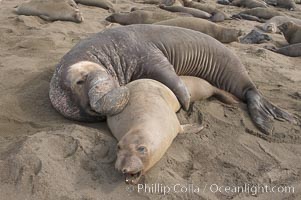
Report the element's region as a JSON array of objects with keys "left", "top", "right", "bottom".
[{"left": 125, "top": 171, "right": 142, "bottom": 185}]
